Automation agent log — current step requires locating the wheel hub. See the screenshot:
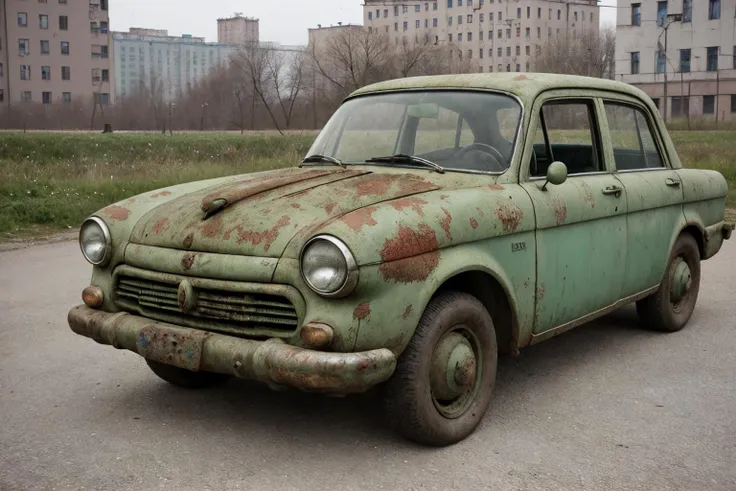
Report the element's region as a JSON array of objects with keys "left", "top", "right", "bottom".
[
  {"left": 670, "top": 258, "right": 692, "bottom": 303},
  {"left": 430, "top": 332, "right": 477, "bottom": 401}
]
